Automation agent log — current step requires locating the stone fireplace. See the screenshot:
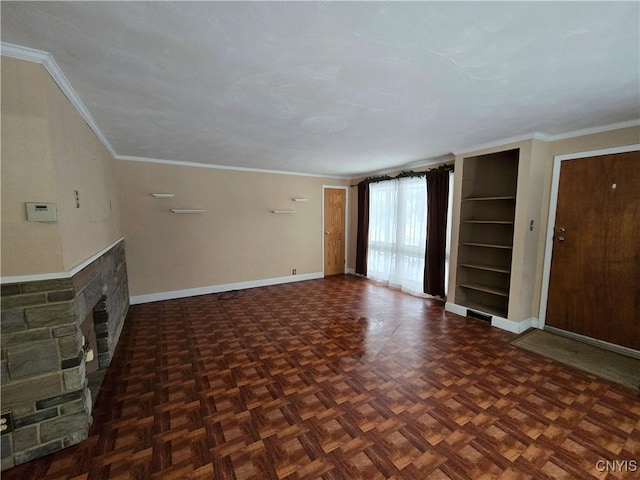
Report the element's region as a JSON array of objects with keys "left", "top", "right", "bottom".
[
  {"left": 0, "top": 240, "right": 129, "bottom": 470},
  {"left": 80, "top": 310, "right": 99, "bottom": 376}
]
